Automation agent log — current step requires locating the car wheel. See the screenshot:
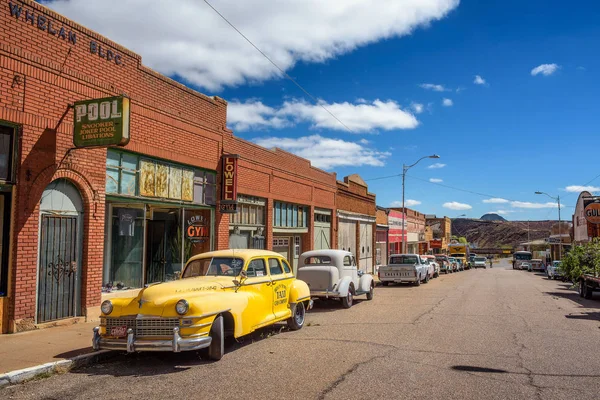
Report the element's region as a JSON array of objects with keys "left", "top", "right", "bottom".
[
  {"left": 203, "top": 314, "right": 224, "bottom": 361},
  {"left": 382, "top": 281, "right": 389, "bottom": 286},
  {"left": 287, "top": 302, "right": 305, "bottom": 330},
  {"left": 366, "top": 283, "right": 374, "bottom": 300},
  {"left": 424, "top": 273, "right": 430, "bottom": 284},
  {"left": 579, "top": 281, "right": 585, "bottom": 298},
  {"left": 584, "top": 283, "right": 593, "bottom": 300},
  {"left": 342, "top": 289, "right": 353, "bottom": 308},
  {"left": 415, "top": 276, "right": 421, "bottom": 286}
]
